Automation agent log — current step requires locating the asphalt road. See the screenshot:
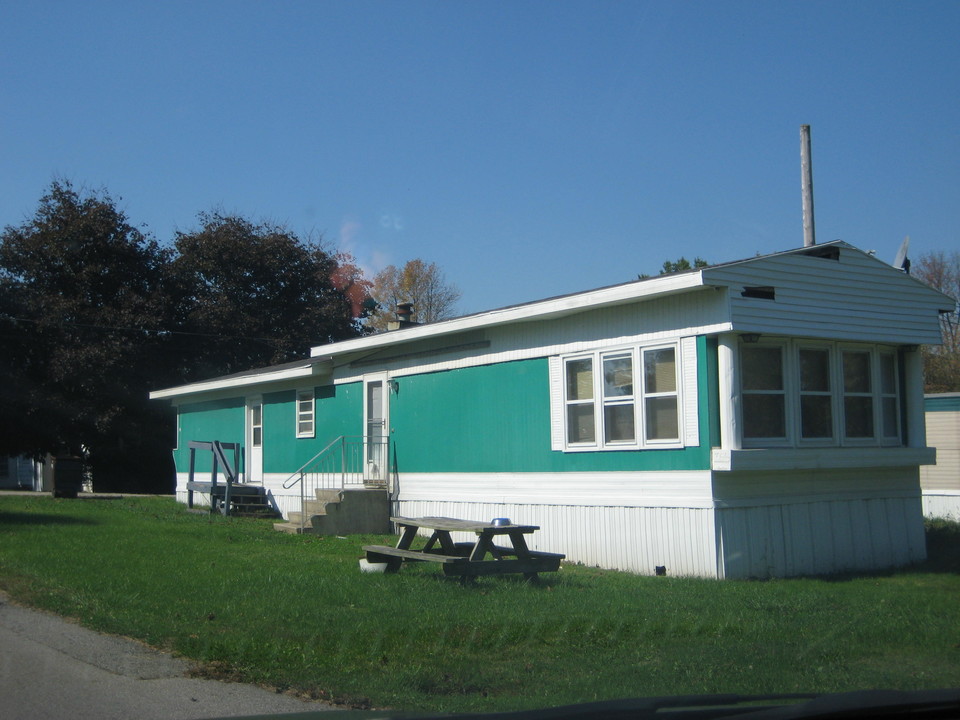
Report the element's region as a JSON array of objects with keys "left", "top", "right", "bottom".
[{"left": 0, "top": 591, "right": 335, "bottom": 720}]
